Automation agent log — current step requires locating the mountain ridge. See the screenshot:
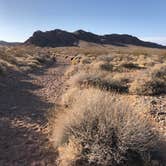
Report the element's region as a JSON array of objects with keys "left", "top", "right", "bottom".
[
  {"left": 25, "top": 29, "right": 166, "bottom": 48},
  {"left": 0, "top": 40, "right": 21, "bottom": 46}
]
